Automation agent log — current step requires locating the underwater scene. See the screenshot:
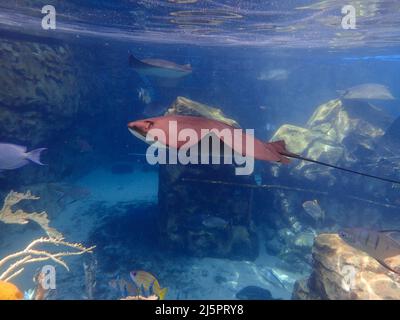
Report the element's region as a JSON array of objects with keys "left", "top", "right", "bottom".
[{"left": 1, "top": 0, "right": 400, "bottom": 301}]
